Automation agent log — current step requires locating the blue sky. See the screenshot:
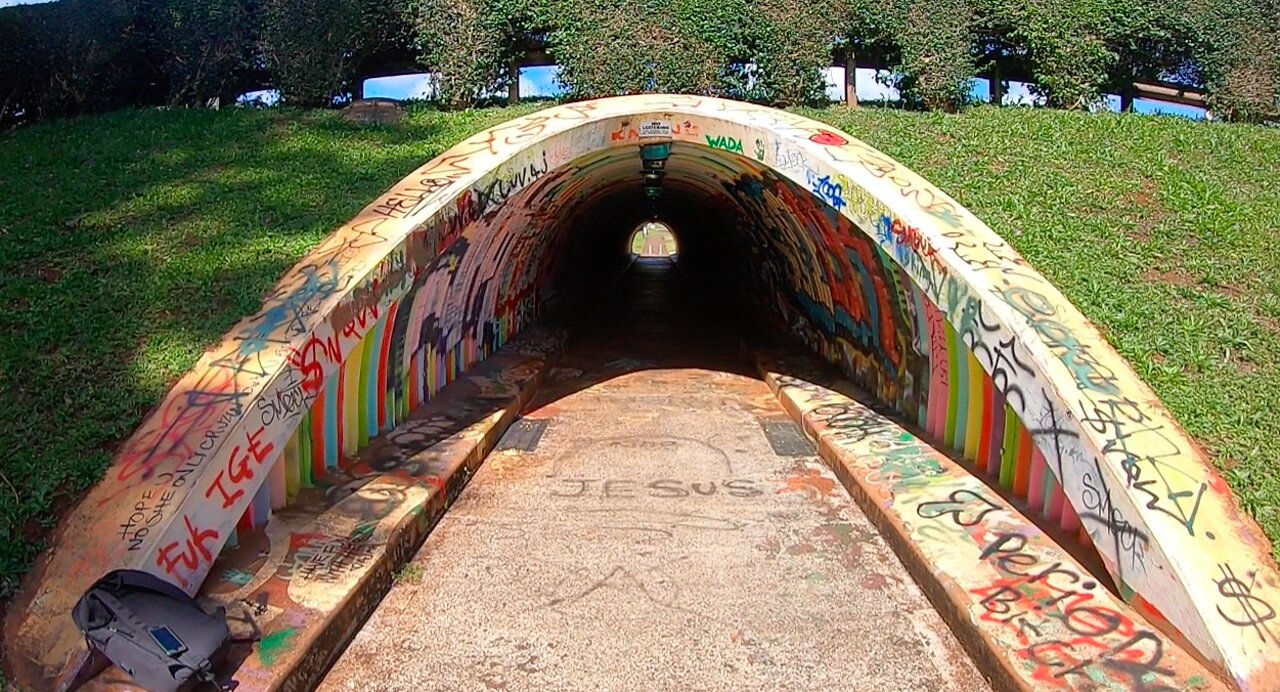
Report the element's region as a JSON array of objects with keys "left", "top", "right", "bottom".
[
  {"left": 357, "top": 65, "right": 1205, "bottom": 120},
  {"left": 239, "top": 66, "right": 565, "bottom": 106},
  {"left": 363, "top": 66, "right": 565, "bottom": 101},
  {"left": 818, "top": 67, "right": 1205, "bottom": 119}
]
